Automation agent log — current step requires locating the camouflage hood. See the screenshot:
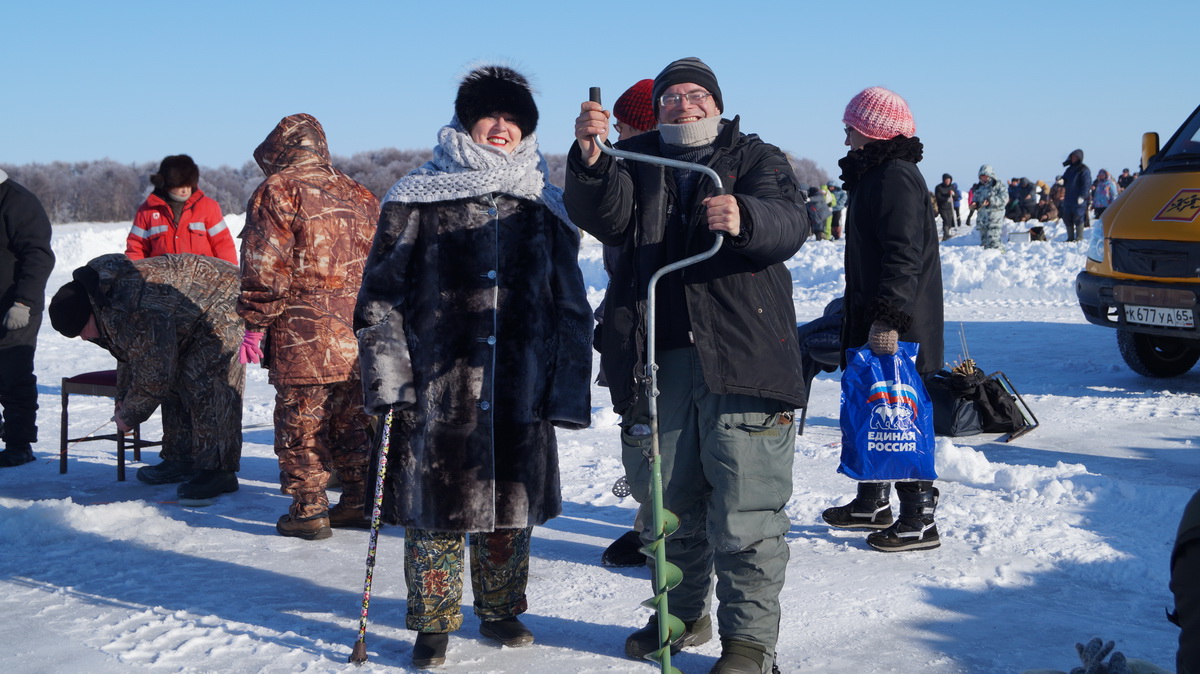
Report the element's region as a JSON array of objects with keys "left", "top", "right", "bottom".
[
  {"left": 978, "top": 164, "right": 999, "bottom": 182},
  {"left": 253, "top": 113, "right": 331, "bottom": 177},
  {"left": 74, "top": 253, "right": 136, "bottom": 310}
]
